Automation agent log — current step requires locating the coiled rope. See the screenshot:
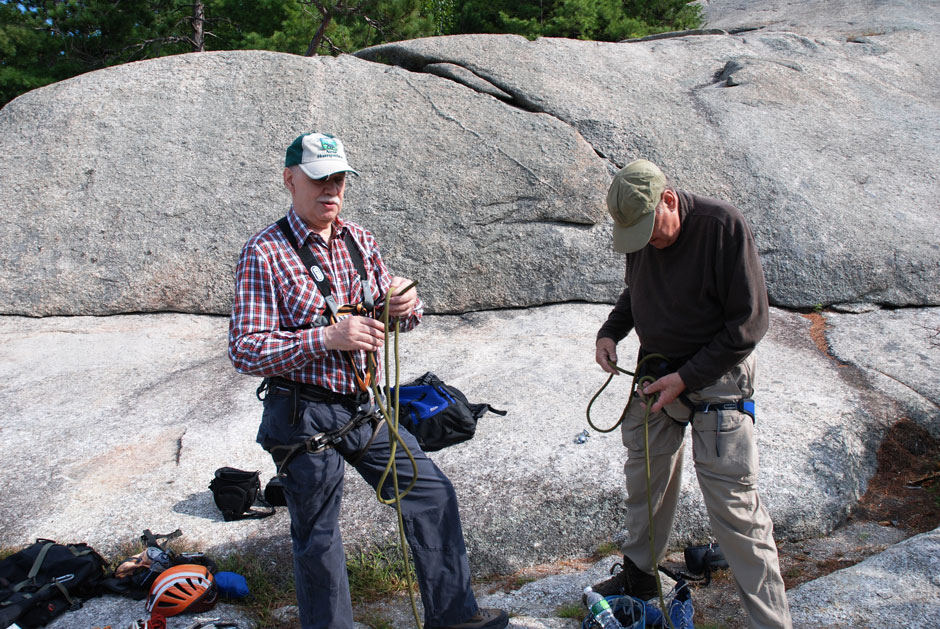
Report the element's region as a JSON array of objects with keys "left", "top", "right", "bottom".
[
  {"left": 585, "top": 353, "right": 677, "bottom": 629},
  {"left": 364, "top": 281, "right": 423, "bottom": 628}
]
